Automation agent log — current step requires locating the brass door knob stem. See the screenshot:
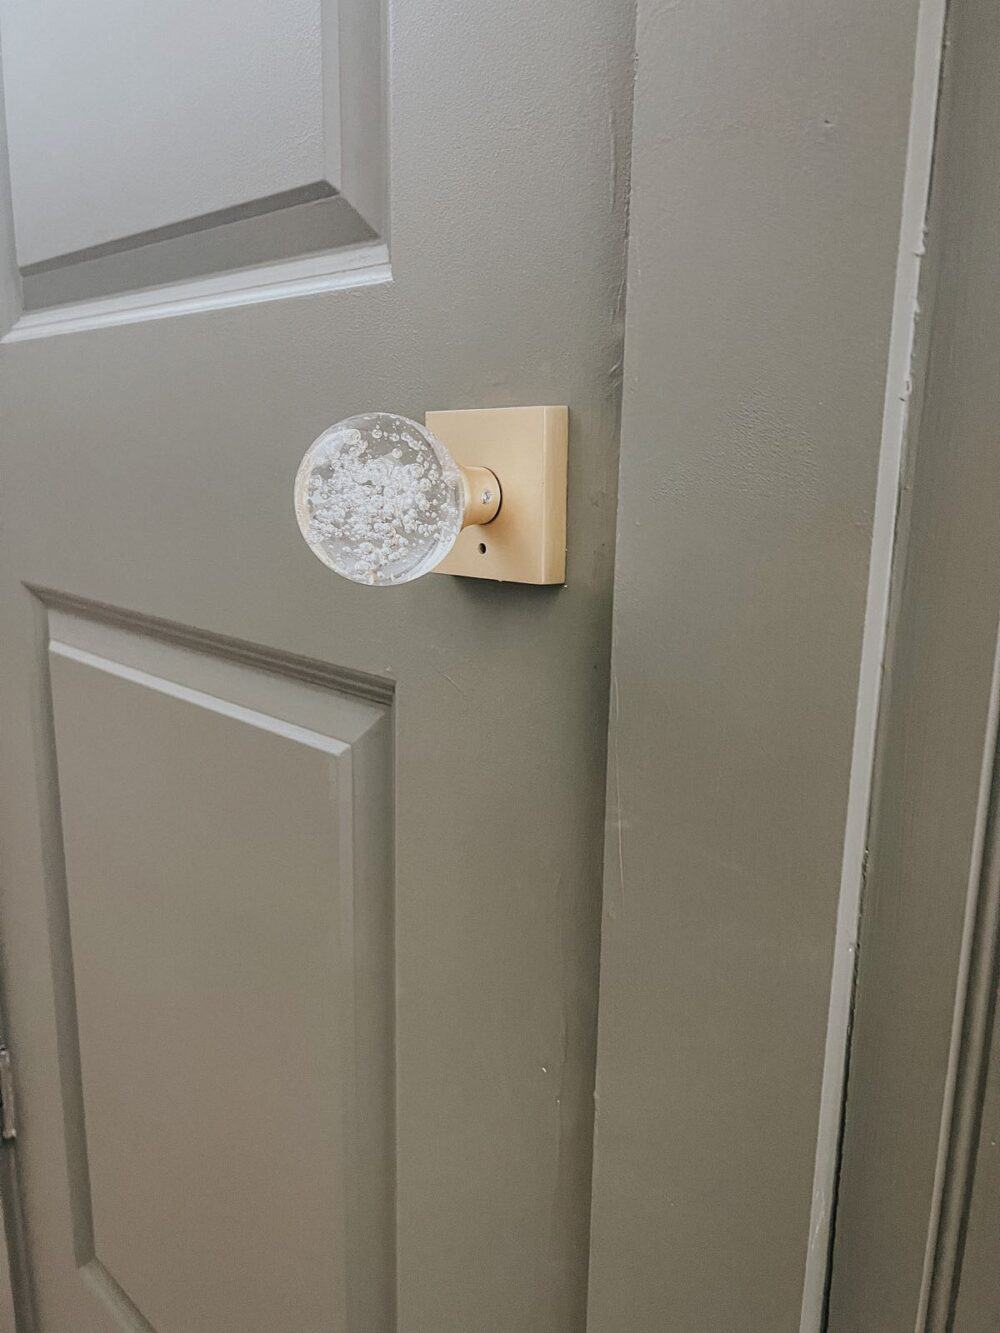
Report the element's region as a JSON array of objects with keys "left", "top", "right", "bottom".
[{"left": 460, "top": 466, "right": 501, "bottom": 527}]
